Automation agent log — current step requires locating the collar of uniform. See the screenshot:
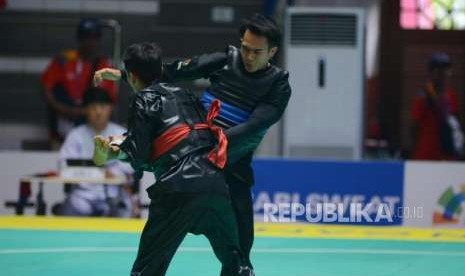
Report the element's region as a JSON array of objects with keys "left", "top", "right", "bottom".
[{"left": 239, "top": 59, "right": 274, "bottom": 78}]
